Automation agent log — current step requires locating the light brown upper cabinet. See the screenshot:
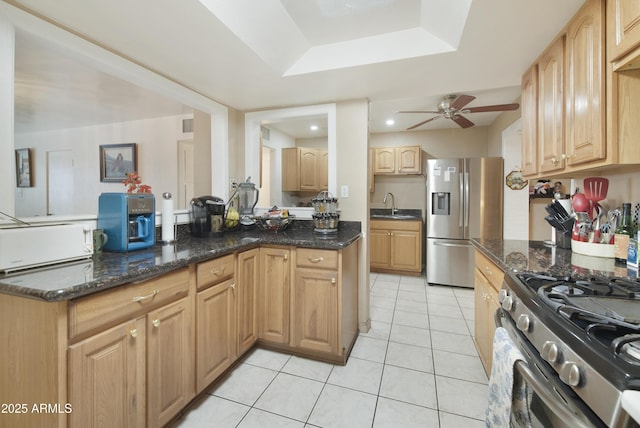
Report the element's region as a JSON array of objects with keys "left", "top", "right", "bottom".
[
  {"left": 521, "top": 0, "right": 606, "bottom": 178},
  {"left": 608, "top": 0, "right": 640, "bottom": 62},
  {"left": 282, "top": 147, "right": 328, "bottom": 192},
  {"left": 373, "top": 146, "right": 422, "bottom": 175}
]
